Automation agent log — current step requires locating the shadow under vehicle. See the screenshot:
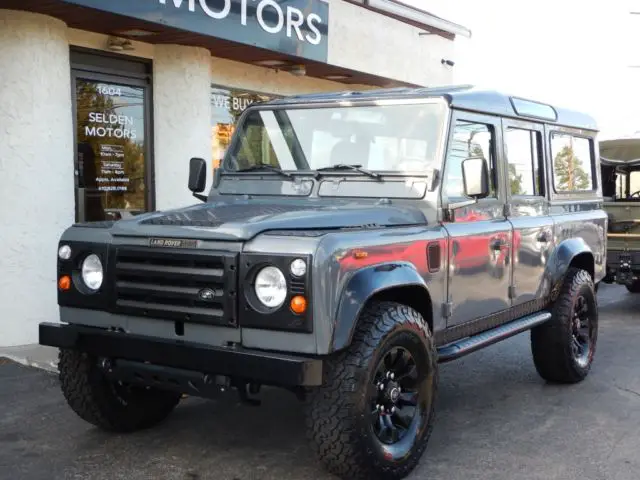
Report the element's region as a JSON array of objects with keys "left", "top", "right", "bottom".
[
  {"left": 40, "top": 85, "right": 606, "bottom": 480},
  {"left": 600, "top": 137, "right": 640, "bottom": 292}
]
